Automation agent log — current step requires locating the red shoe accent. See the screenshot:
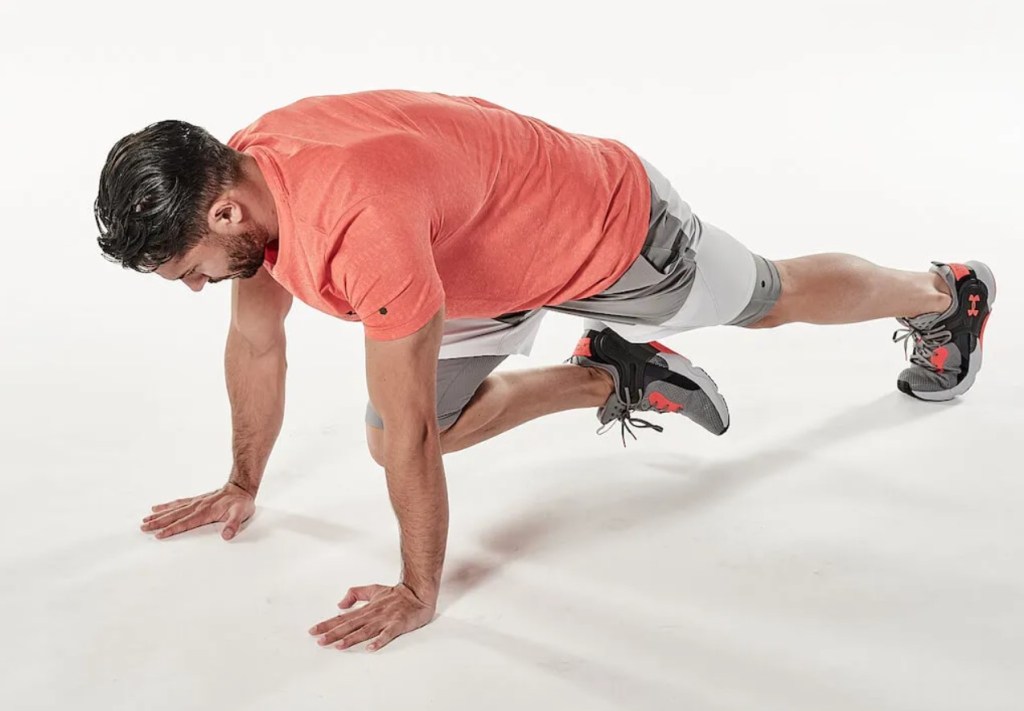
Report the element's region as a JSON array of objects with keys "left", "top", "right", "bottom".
[
  {"left": 967, "top": 294, "right": 981, "bottom": 317},
  {"left": 573, "top": 337, "right": 592, "bottom": 358},
  {"left": 930, "top": 345, "right": 950, "bottom": 373},
  {"left": 649, "top": 392, "right": 684, "bottom": 413},
  {"left": 948, "top": 263, "right": 971, "bottom": 281},
  {"left": 980, "top": 311, "right": 991, "bottom": 347},
  {"left": 648, "top": 340, "right": 678, "bottom": 355}
]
